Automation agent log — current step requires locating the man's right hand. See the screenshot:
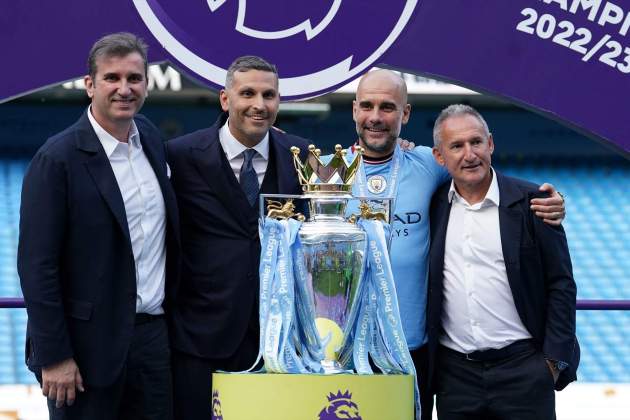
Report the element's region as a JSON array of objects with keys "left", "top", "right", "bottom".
[{"left": 42, "top": 358, "right": 85, "bottom": 408}]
